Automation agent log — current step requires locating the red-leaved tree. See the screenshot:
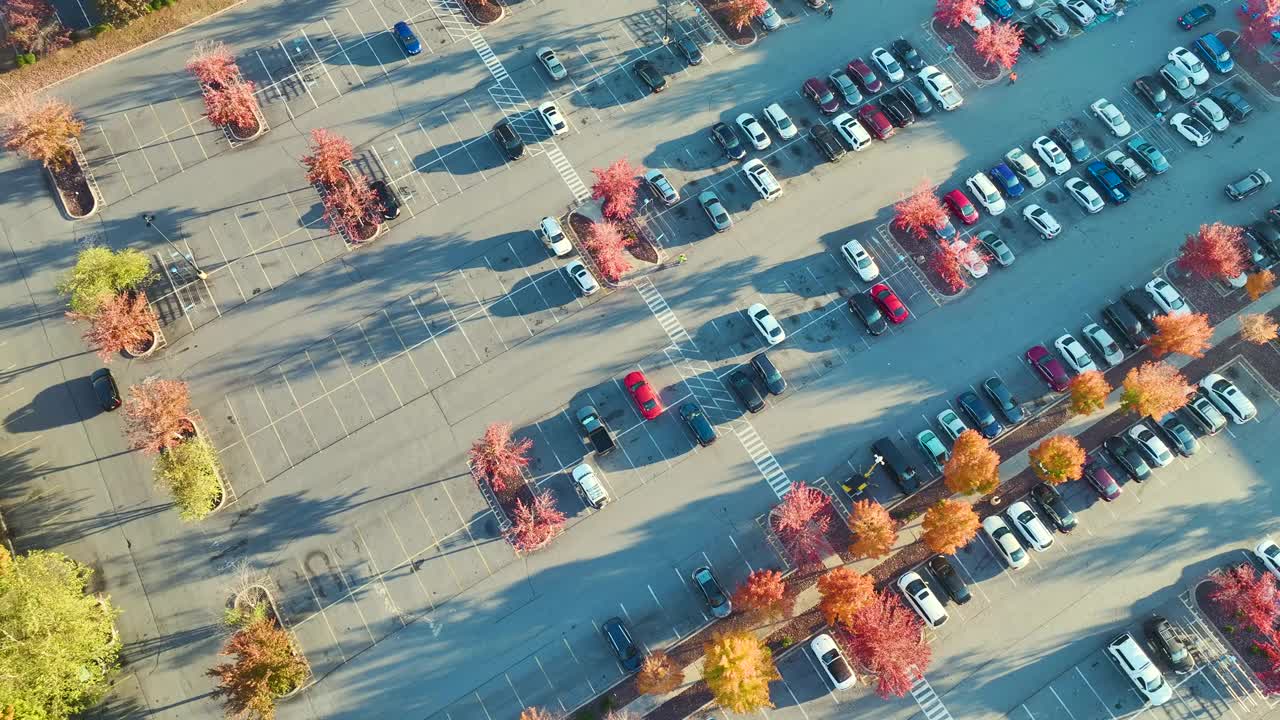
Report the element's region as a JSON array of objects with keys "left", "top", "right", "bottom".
[
  {"left": 1149, "top": 312, "right": 1212, "bottom": 359},
  {"left": 931, "top": 237, "right": 982, "bottom": 292},
  {"left": 770, "top": 482, "right": 832, "bottom": 567},
  {"left": 69, "top": 292, "right": 158, "bottom": 362},
  {"left": 591, "top": 159, "right": 641, "bottom": 221},
  {"left": 732, "top": 569, "right": 792, "bottom": 620},
  {"left": 584, "top": 221, "right": 633, "bottom": 282},
  {"left": 468, "top": 422, "right": 532, "bottom": 494},
  {"left": 321, "top": 173, "right": 382, "bottom": 241},
  {"left": 188, "top": 43, "right": 261, "bottom": 135},
  {"left": 505, "top": 490, "right": 566, "bottom": 553},
  {"left": 1256, "top": 635, "right": 1280, "bottom": 695},
  {"left": 186, "top": 41, "right": 239, "bottom": 87},
  {"left": 2, "top": 0, "right": 69, "bottom": 54},
  {"left": 973, "top": 21, "right": 1024, "bottom": 70},
  {"left": 301, "top": 128, "right": 355, "bottom": 190},
  {"left": 1210, "top": 564, "right": 1280, "bottom": 635},
  {"left": 893, "top": 181, "right": 946, "bottom": 240},
  {"left": 207, "top": 617, "right": 310, "bottom": 719},
  {"left": 1178, "top": 223, "right": 1247, "bottom": 281},
  {"left": 935, "top": 0, "right": 981, "bottom": 28},
  {"left": 843, "top": 589, "right": 931, "bottom": 698},
  {"left": 1238, "top": 0, "right": 1280, "bottom": 49},
  {"left": 123, "top": 378, "right": 193, "bottom": 454},
  {"left": 1, "top": 95, "right": 84, "bottom": 171},
  {"left": 718, "top": 0, "right": 770, "bottom": 31}
]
